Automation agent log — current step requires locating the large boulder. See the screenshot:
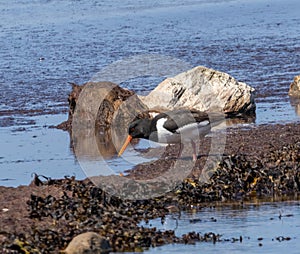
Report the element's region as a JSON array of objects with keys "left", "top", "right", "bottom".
[
  {"left": 62, "top": 82, "right": 149, "bottom": 159},
  {"left": 289, "top": 75, "right": 300, "bottom": 97},
  {"left": 57, "top": 82, "right": 136, "bottom": 131},
  {"left": 139, "top": 66, "right": 256, "bottom": 115},
  {"left": 64, "top": 232, "right": 111, "bottom": 254}
]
